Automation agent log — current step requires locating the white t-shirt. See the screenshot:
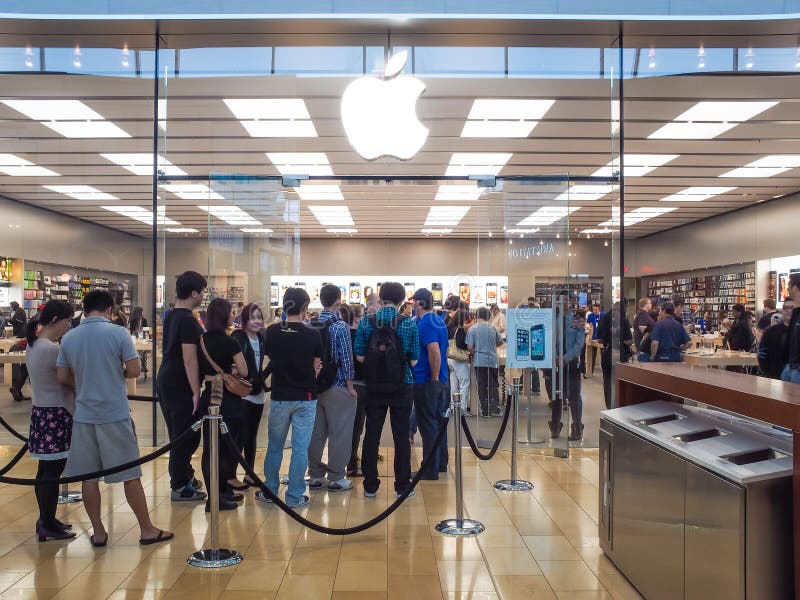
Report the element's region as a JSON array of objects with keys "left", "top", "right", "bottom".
[{"left": 244, "top": 335, "right": 265, "bottom": 405}]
